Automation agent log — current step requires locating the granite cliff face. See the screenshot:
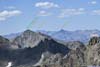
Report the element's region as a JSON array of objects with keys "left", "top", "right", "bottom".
[
  {"left": 0, "top": 30, "right": 100, "bottom": 67},
  {"left": 12, "top": 30, "right": 47, "bottom": 48},
  {"left": 86, "top": 37, "right": 100, "bottom": 66}
]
